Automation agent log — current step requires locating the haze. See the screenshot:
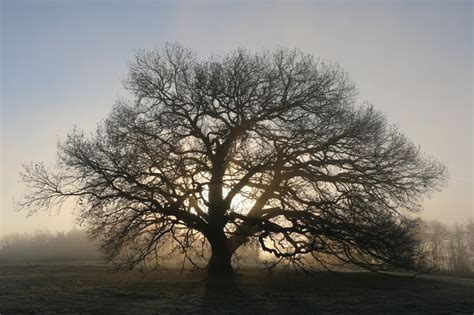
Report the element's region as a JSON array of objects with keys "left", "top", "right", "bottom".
[{"left": 1, "top": 0, "right": 472, "bottom": 236}]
